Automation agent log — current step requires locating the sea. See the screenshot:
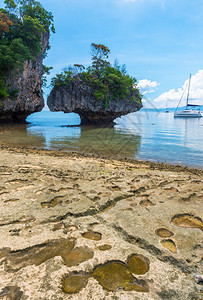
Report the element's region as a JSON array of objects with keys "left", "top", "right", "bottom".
[{"left": 0, "top": 110, "right": 203, "bottom": 168}]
